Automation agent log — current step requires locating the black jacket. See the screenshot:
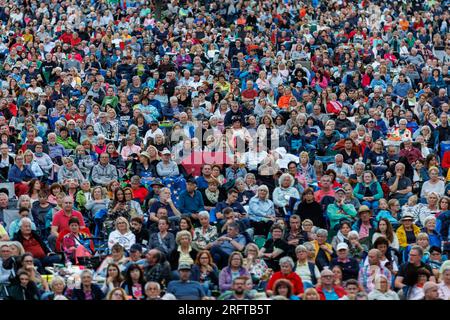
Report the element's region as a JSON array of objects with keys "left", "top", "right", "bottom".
[
  {"left": 169, "top": 247, "right": 198, "bottom": 271},
  {"left": 330, "top": 257, "right": 360, "bottom": 281},
  {"left": 71, "top": 284, "right": 105, "bottom": 300},
  {"left": 6, "top": 283, "right": 40, "bottom": 300},
  {"left": 295, "top": 201, "right": 327, "bottom": 229}
]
